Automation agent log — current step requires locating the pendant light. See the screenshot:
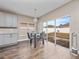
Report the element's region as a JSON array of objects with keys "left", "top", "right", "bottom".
[{"left": 33, "top": 8, "right": 38, "bottom": 31}]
